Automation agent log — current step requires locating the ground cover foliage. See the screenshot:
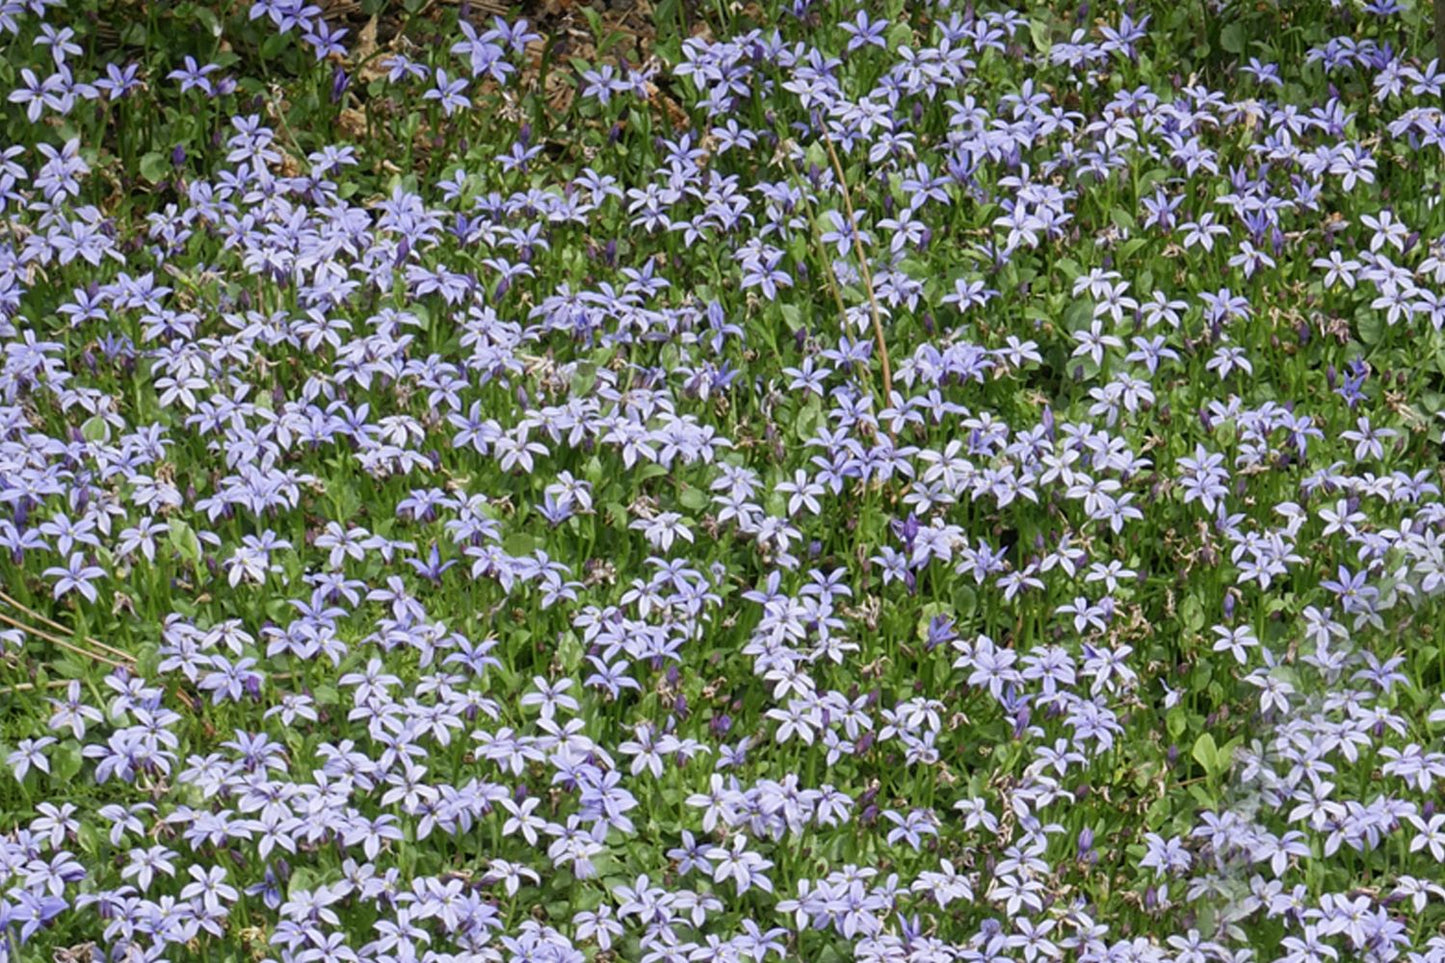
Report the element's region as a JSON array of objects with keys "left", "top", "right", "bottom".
[{"left": 4, "top": 0, "right": 1445, "bottom": 959}]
